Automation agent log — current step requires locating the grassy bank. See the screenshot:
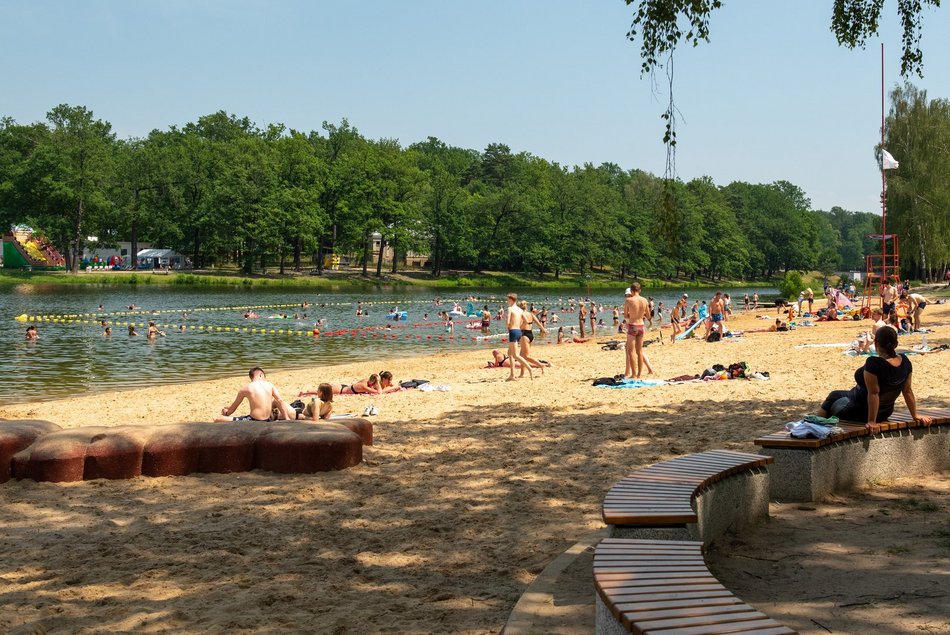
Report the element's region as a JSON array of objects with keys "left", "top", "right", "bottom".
[{"left": 0, "top": 268, "right": 776, "bottom": 291}]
